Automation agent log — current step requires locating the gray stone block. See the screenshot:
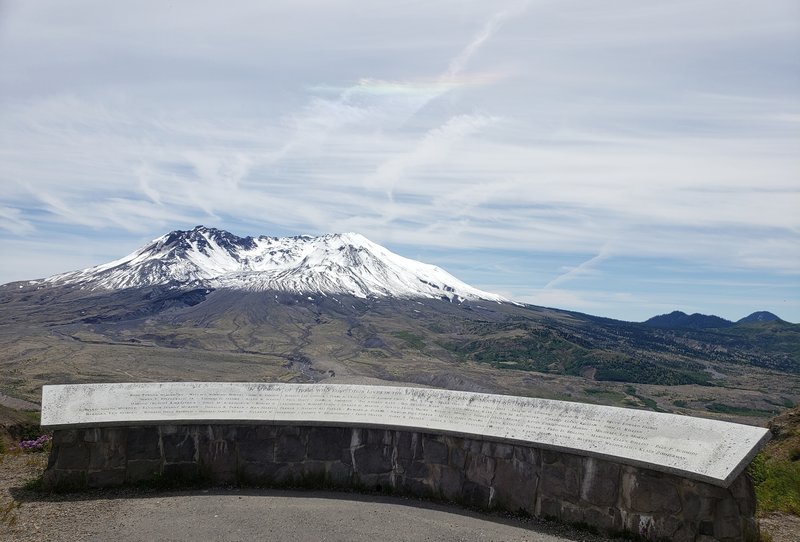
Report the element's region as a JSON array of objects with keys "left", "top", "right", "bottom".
[
  {"left": 433, "top": 465, "right": 464, "bottom": 499},
  {"left": 713, "top": 498, "right": 743, "bottom": 540},
  {"left": 542, "top": 449, "right": 561, "bottom": 465},
  {"left": 353, "top": 446, "right": 392, "bottom": 474},
  {"left": 741, "top": 517, "right": 760, "bottom": 542},
  {"left": 277, "top": 425, "right": 301, "bottom": 436},
  {"left": 406, "top": 460, "right": 429, "bottom": 478},
  {"left": 83, "top": 428, "right": 101, "bottom": 443},
  {"left": 238, "top": 461, "right": 285, "bottom": 484},
  {"left": 670, "top": 523, "right": 699, "bottom": 542},
  {"left": 559, "top": 502, "right": 587, "bottom": 525},
  {"left": 729, "top": 473, "right": 757, "bottom": 518},
  {"left": 46, "top": 469, "right": 87, "bottom": 491},
  {"left": 357, "top": 472, "right": 394, "bottom": 491},
  {"left": 238, "top": 439, "right": 275, "bottom": 463},
  {"left": 162, "top": 430, "right": 197, "bottom": 463},
  {"left": 482, "top": 441, "right": 513, "bottom": 460},
  {"left": 537, "top": 496, "right": 562, "bottom": 519},
  {"left": 275, "top": 435, "right": 305, "bottom": 462},
  {"left": 126, "top": 427, "right": 160, "bottom": 461},
  {"left": 580, "top": 457, "right": 619, "bottom": 506},
  {"left": 493, "top": 458, "right": 538, "bottom": 511},
  {"left": 462, "top": 481, "right": 491, "bottom": 507},
  {"left": 465, "top": 453, "right": 495, "bottom": 486},
  {"left": 127, "top": 459, "right": 161, "bottom": 483},
  {"left": 622, "top": 470, "right": 681, "bottom": 514},
  {"left": 326, "top": 461, "right": 353, "bottom": 484},
  {"left": 199, "top": 438, "right": 238, "bottom": 484},
  {"left": 234, "top": 426, "right": 258, "bottom": 441},
  {"left": 464, "top": 439, "right": 482, "bottom": 454},
  {"left": 449, "top": 445, "right": 466, "bottom": 469},
  {"left": 255, "top": 426, "right": 280, "bottom": 440},
  {"left": 363, "top": 429, "right": 393, "bottom": 447},
  {"left": 162, "top": 462, "right": 200, "bottom": 482},
  {"left": 422, "top": 436, "right": 448, "bottom": 464},
  {"left": 53, "top": 430, "right": 77, "bottom": 446},
  {"left": 160, "top": 425, "right": 178, "bottom": 435},
  {"left": 55, "top": 443, "right": 90, "bottom": 470},
  {"left": 307, "top": 427, "right": 349, "bottom": 460},
  {"left": 395, "top": 431, "right": 420, "bottom": 460},
  {"left": 89, "top": 441, "right": 126, "bottom": 470},
  {"left": 581, "top": 505, "right": 622, "bottom": 533},
  {"left": 401, "top": 477, "right": 434, "bottom": 497},
  {"left": 514, "top": 445, "right": 538, "bottom": 465},
  {"left": 540, "top": 456, "right": 580, "bottom": 502},
  {"left": 101, "top": 428, "right": 128, "bottom": 443},
  {"left": 87, "top": 468, "right": 126, "bottom": 488}
]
